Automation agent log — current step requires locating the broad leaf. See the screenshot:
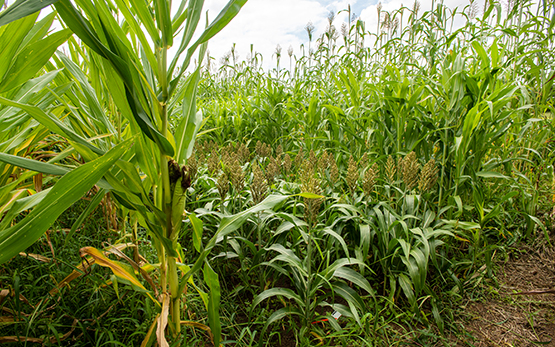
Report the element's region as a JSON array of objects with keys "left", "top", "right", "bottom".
[
  {"left": 204, "top": 262, "right": 221, "bottom": 347},
  {"left": 0, "top": 0, "right": 59, "bottom": 27},
  {"left": 0, "top": 29, "right": 72, "bottom": 93},
  {"left": 0, "top": 139, "right": 131, "bottom": 264}
]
